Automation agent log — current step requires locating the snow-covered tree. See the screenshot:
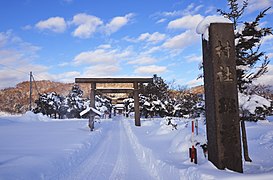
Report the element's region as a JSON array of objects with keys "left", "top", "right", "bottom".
[
  {"left": 33, "top": 85, "right": 113, "bottom": 119},
  {"left": 239, "top": 92, "right": 271, "bottom": 121},
  {"left": 172, "top": 92, "right": 204, "bottom": 118},
  {"left": 123, "top": 97, "right": 134, "bottom": 117},
  {"left": 62, "top": 84, "right": 85, "bottom": 118},
  {"left": 217, "top": 0, "right": 273, "bottom": 119},
  {"left": 95, "top": 95, "right": 112, "bottom": 117},
  {"left": 34, "top": 85, "right": 86, "bottom": 119},
  {"left": 33, "top": 92, "right": 62, "bottom": 118},
  {"left": 140, "top": 74, "right": 169, "bottom": 101},
  {"left": 218, "top": 0, "right": 272, "bottom": 92}
]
